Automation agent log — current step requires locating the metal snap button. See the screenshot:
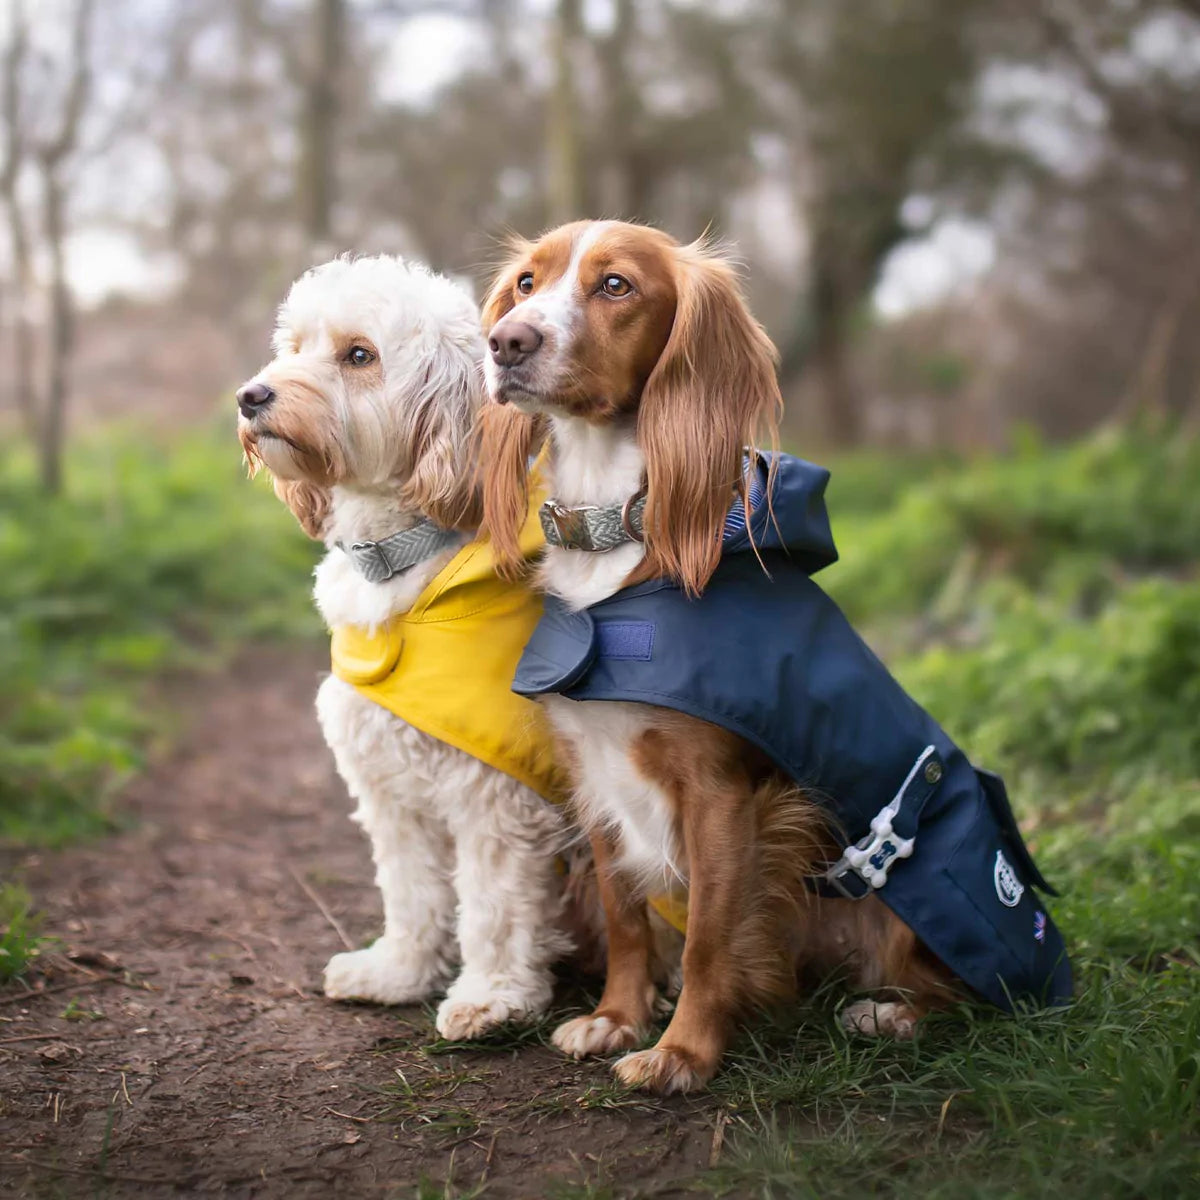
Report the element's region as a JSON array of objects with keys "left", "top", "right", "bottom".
[{"left": 924, "top": 759, "right": 943, "bottom": 784}]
